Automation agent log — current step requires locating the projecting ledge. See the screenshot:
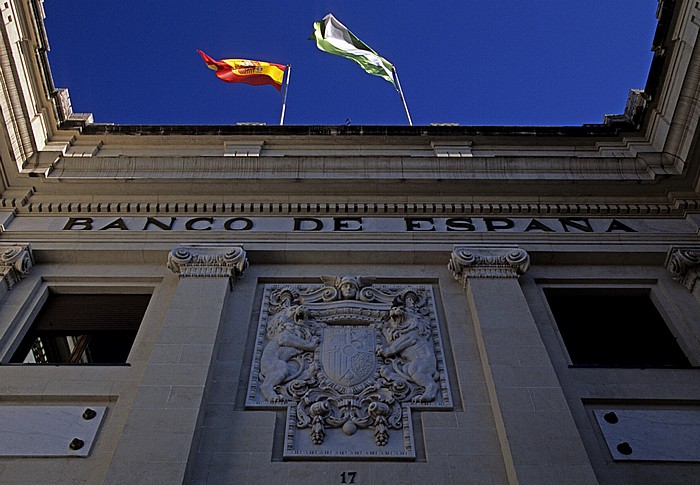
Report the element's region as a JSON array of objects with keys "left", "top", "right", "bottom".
[{"left": 41, "top": 155, "right": 657, "bottom": 181}]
